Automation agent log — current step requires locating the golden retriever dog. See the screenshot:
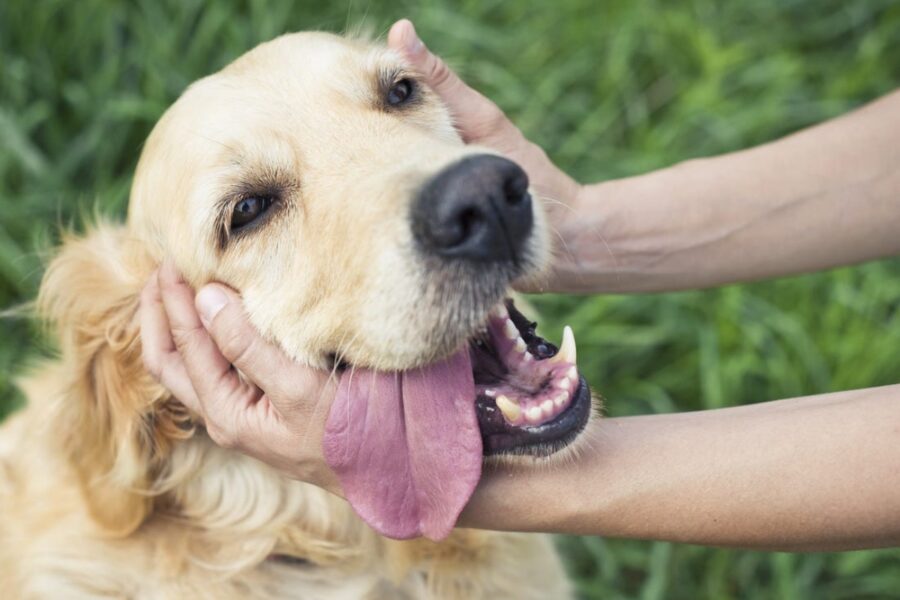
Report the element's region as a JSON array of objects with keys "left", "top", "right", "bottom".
[{"left": 0, "top": 32, "right": 592, "bottom": 598}]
